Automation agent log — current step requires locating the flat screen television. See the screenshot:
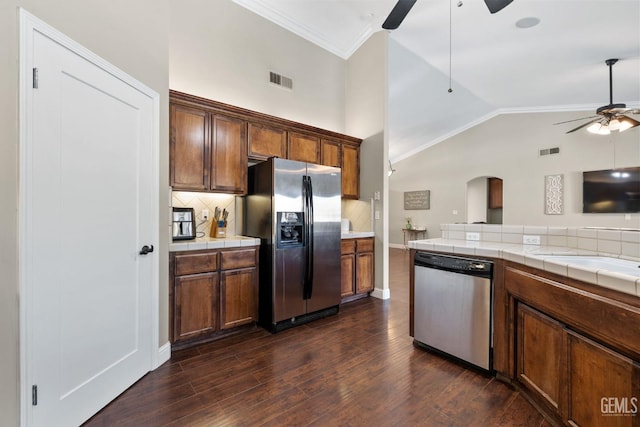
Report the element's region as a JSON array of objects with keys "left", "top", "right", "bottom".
[{"left": 583, "top": 167, "right": 640, "bottom": 213}]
